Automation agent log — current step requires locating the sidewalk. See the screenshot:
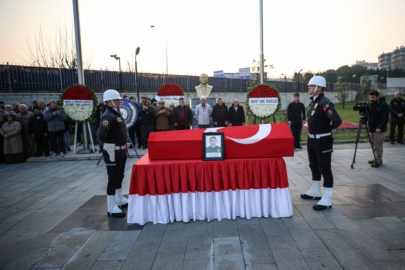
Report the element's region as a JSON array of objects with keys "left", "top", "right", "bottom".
[{"left": 0, "top": 143, "right": 404, "bottom": 269}]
